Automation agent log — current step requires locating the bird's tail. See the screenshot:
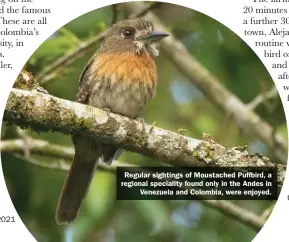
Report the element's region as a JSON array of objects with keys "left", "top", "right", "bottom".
[{"left": 55, "top": 141, "right": 98, "bottom": 225}]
